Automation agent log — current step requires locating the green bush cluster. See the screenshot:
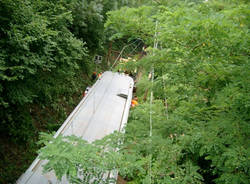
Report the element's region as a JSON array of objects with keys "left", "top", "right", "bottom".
[
  {"left": 0, "top": 0, "right": 89, "bottom": 142},
  {"left": 107, "top": 0, "right": 249, "bottom": 183}
]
